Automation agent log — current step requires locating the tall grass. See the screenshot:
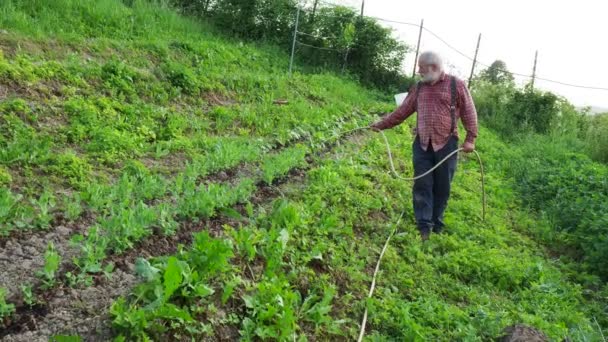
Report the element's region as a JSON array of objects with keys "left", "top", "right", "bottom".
[{"left": 0, "top": 0, "right": 210, "bottom": 41}]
